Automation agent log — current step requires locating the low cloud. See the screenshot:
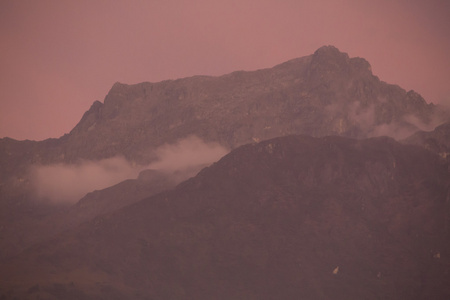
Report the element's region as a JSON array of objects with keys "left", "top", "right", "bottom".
[
  {"left": 30, "top": 156, "right": 139, "bottom": 203},
  {"left": 368, "top": 114, "right": 436, "bottom": 140},
  {"left": 30, "top": 136, "right": 229, "bottom": 203},
  {"left": 326, "top": 100, "right": 444, "bottom": 140},
  {"left": 146, "top": 135, "right": 229, "bottom": 184},
  {"left": 148, "top": 136, "right": 228, "bottom": 172}
]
